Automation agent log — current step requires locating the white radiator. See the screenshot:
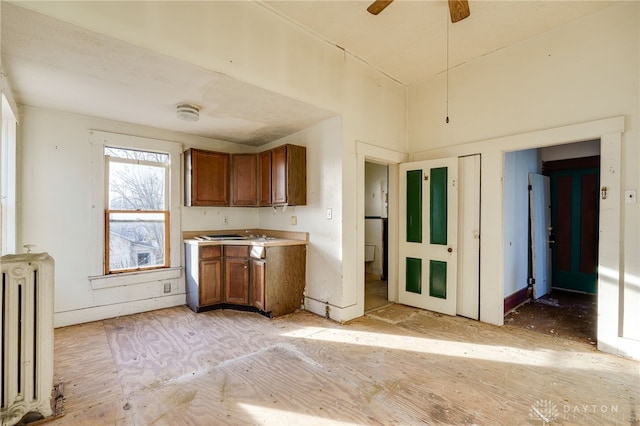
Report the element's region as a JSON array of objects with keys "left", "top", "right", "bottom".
[{"left": 0, "top": 253, "right": 54, "bottom": 426}]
